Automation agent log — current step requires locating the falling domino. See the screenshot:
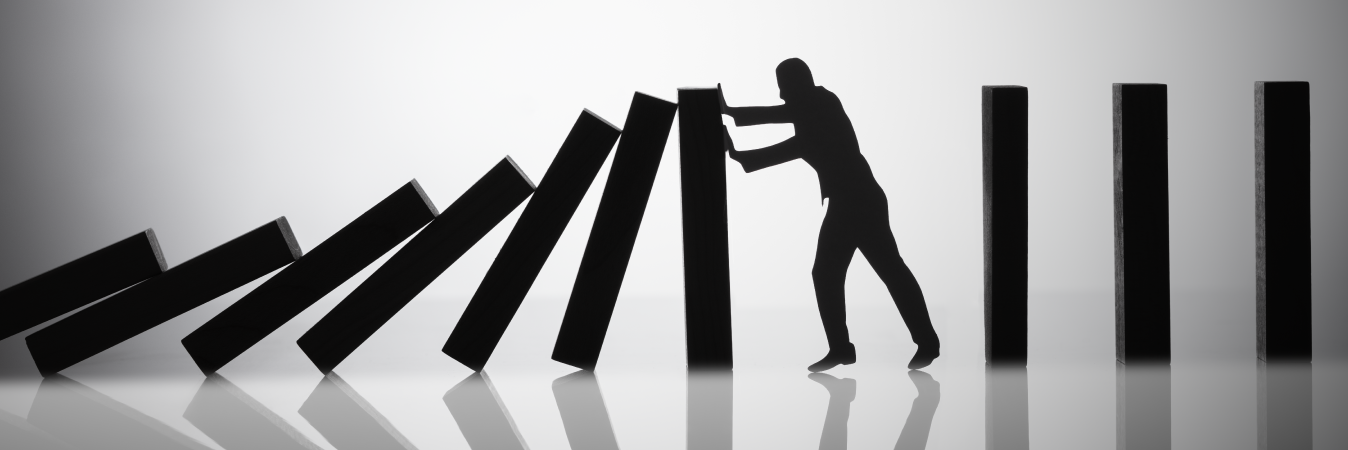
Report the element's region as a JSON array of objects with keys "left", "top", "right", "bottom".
[
  {"left": 25, "top": 218, "right": 301, "bottom": 376},
  {"left": 553, "top": 92, "right": 678, "bottom": 370},
  {"left": 443, "top": 110, "right": 621, "bottom": 371},
  {"left": 0, "top": 229, "right": 166, "bottom": 340},
  {"left": 296, "top": 158, "right": 533, "bottom": 374},
  {"left": 182, "top": 180, "right": 438, "bottom": 374}
]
